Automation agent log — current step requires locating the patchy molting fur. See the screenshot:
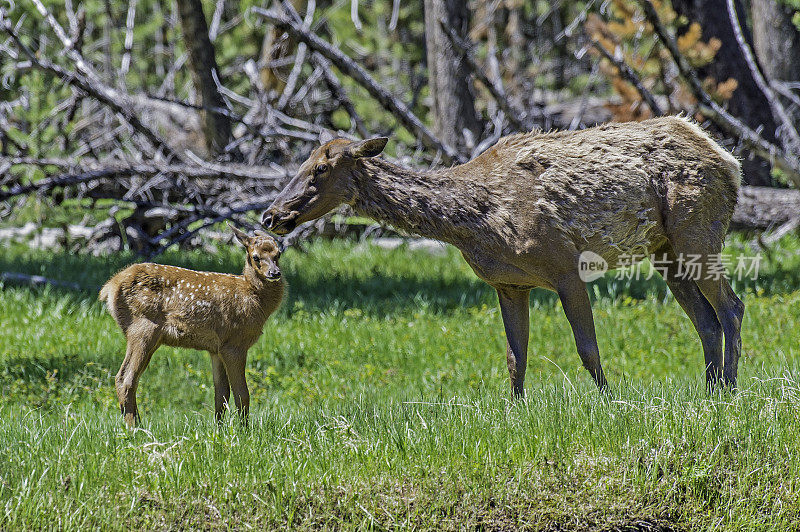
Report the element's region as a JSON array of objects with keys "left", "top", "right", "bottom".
[
  {"left": 354, "top": 158, "right": 517, "bottom": 246},
  {"left": 350, "top": 116, "right": 740, "bottom": 282}
]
